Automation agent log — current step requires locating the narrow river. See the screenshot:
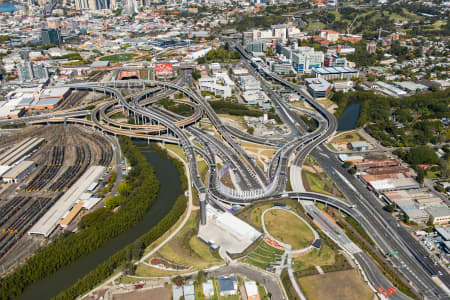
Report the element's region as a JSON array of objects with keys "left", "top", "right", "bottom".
[
  {"left": 16, "top": 144, "right": 182, "bottom": 300},
  {"left": 337, "top": 103, "right": 361, "bottom": 131}
]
